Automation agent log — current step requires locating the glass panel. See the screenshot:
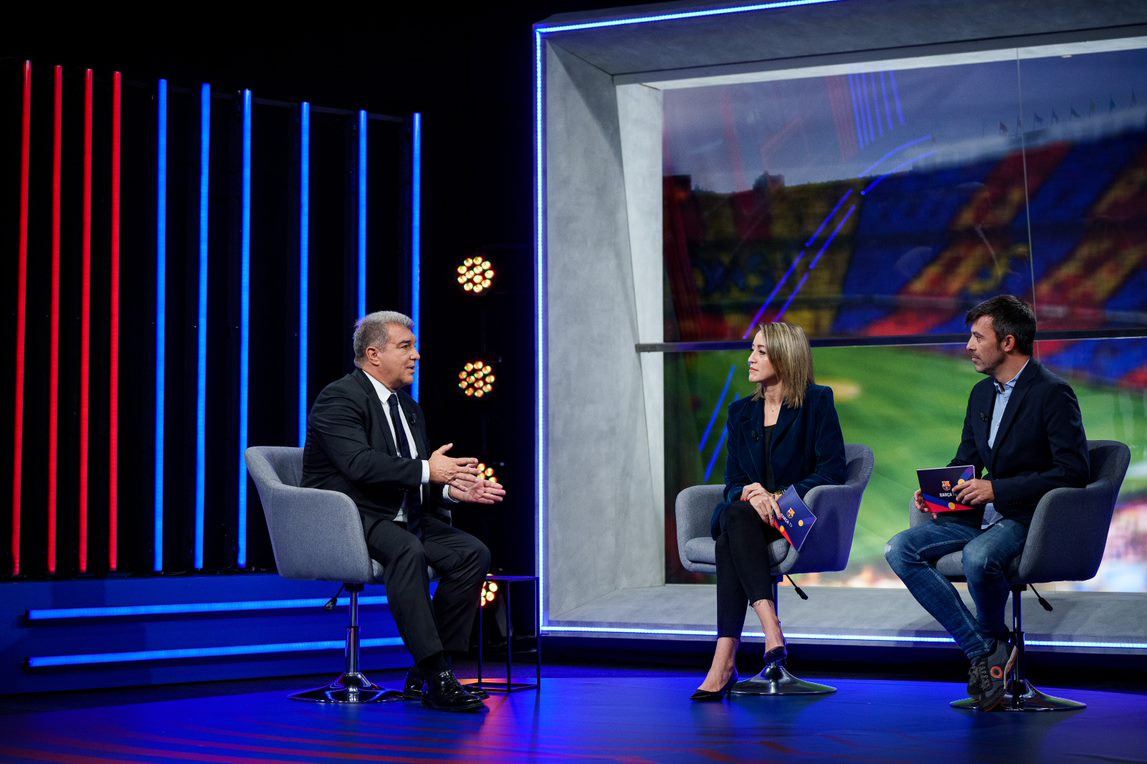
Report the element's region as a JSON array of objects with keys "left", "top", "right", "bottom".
[
  {"left": 665, "top": 342, "right": 1146, "bottom": 592},
  {"left": 663, "top": 59, "right": 1029, "bottom": 342},
  {"left": 1018, "top": 48, "right": 1147, "bottom": 334}
]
